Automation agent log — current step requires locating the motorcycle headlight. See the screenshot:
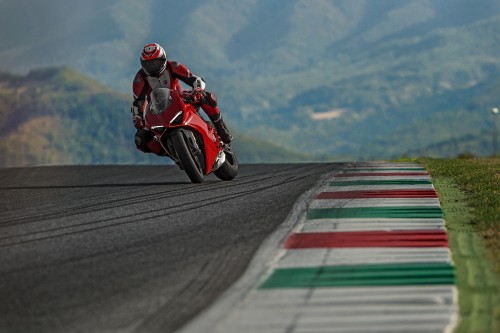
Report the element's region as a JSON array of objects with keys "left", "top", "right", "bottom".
[
  {"left": 151, "top": 126, "right": 166, "bottom": 134},
  {"left": 169, "top": 111, "right": 184, "bottom": 125}
]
